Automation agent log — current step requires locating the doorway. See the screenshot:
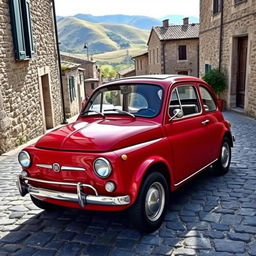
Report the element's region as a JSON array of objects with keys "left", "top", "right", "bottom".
[
  {"left": 41, "top": 74, "right": 54, "bottom": 129},
  {"left": 236, "top": 36, "right": 248, "bottom": 108}
]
